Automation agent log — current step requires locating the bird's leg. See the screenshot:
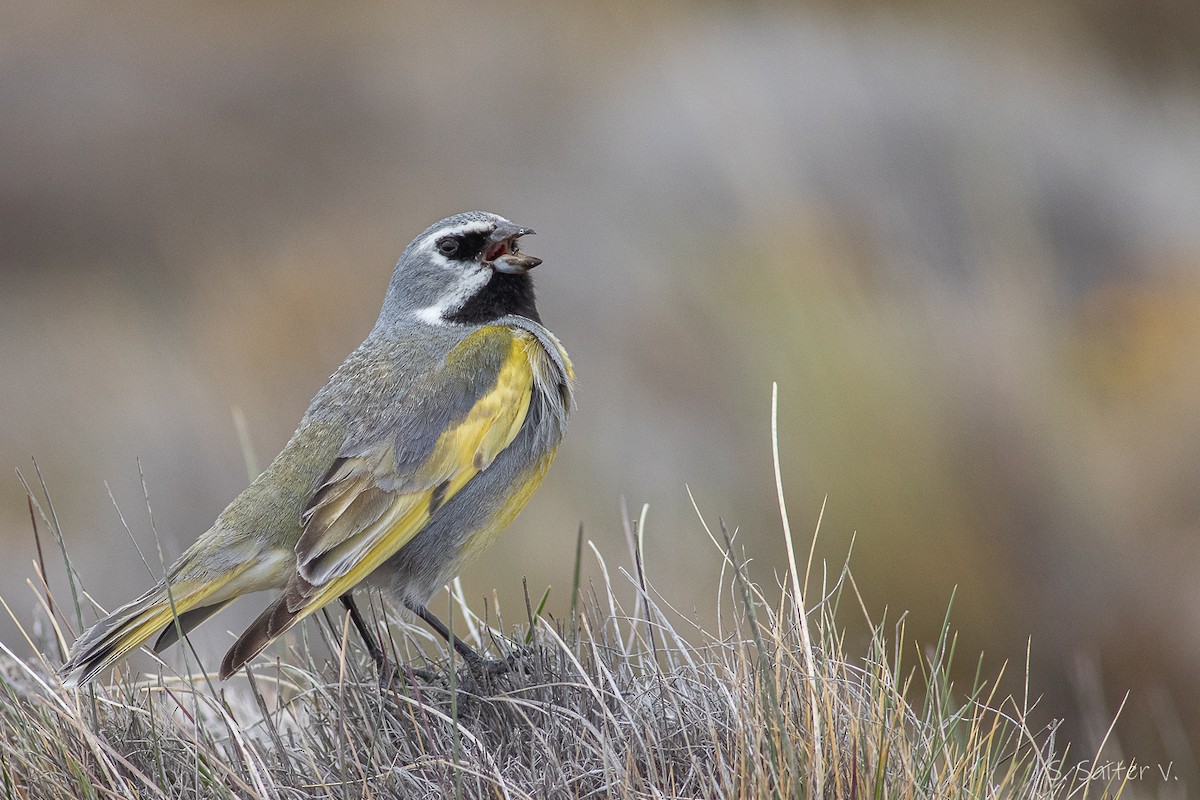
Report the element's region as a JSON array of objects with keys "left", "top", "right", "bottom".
[
  {"left": 403, "top": 599, "right": 514, "bottom": 677},
  {"left": 338, "top": 593, "right": 409, "bottom": 684}
]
